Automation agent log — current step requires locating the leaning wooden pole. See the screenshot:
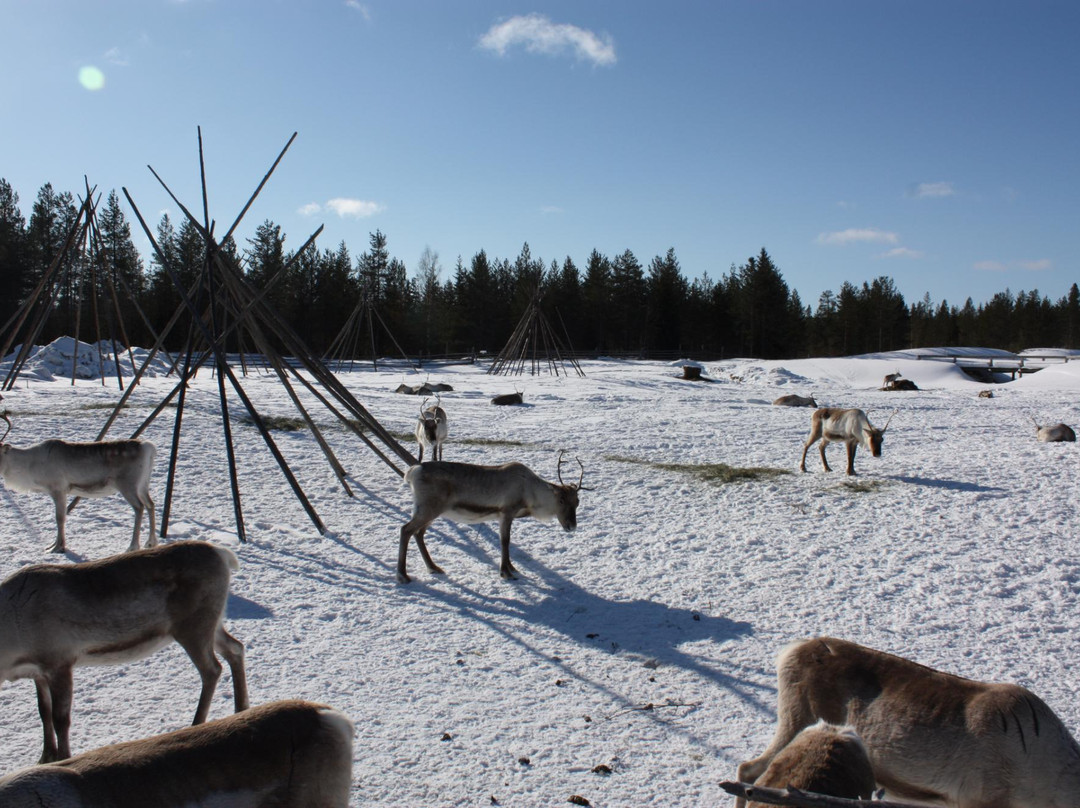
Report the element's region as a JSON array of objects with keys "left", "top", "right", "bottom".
[{"left": 719, "top": 781, "right": 922, "bottom": 808}]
